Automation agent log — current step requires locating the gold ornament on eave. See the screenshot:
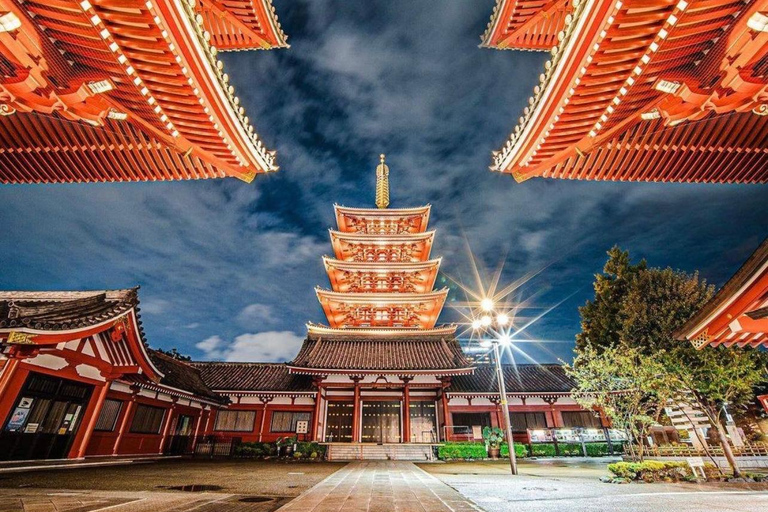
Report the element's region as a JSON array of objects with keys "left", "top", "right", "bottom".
[{"left": 375, "top": 153, "right": 390, "bottom": 209}]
